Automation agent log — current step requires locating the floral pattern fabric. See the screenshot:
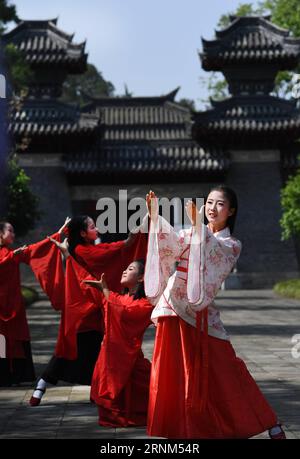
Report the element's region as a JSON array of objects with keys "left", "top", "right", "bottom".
[{"left": 145, "top": 216, "right": 242, "bottom": 341}]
